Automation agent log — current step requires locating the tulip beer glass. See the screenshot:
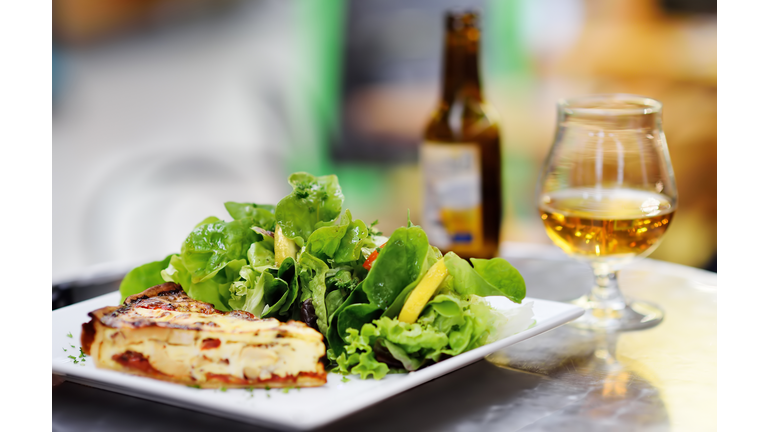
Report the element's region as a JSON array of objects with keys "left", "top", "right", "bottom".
[{"left": 537, "top": 94, "right": 678, "bottom": 330}]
